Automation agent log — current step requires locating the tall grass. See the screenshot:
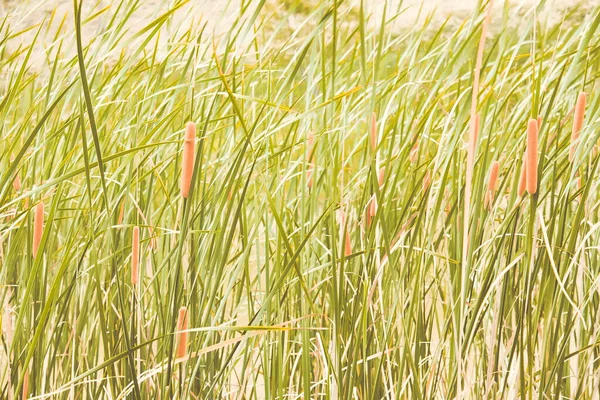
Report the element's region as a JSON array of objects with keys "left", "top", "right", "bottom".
[{"left": 2, "top": 0, "right": 600, "bottom": 398}]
